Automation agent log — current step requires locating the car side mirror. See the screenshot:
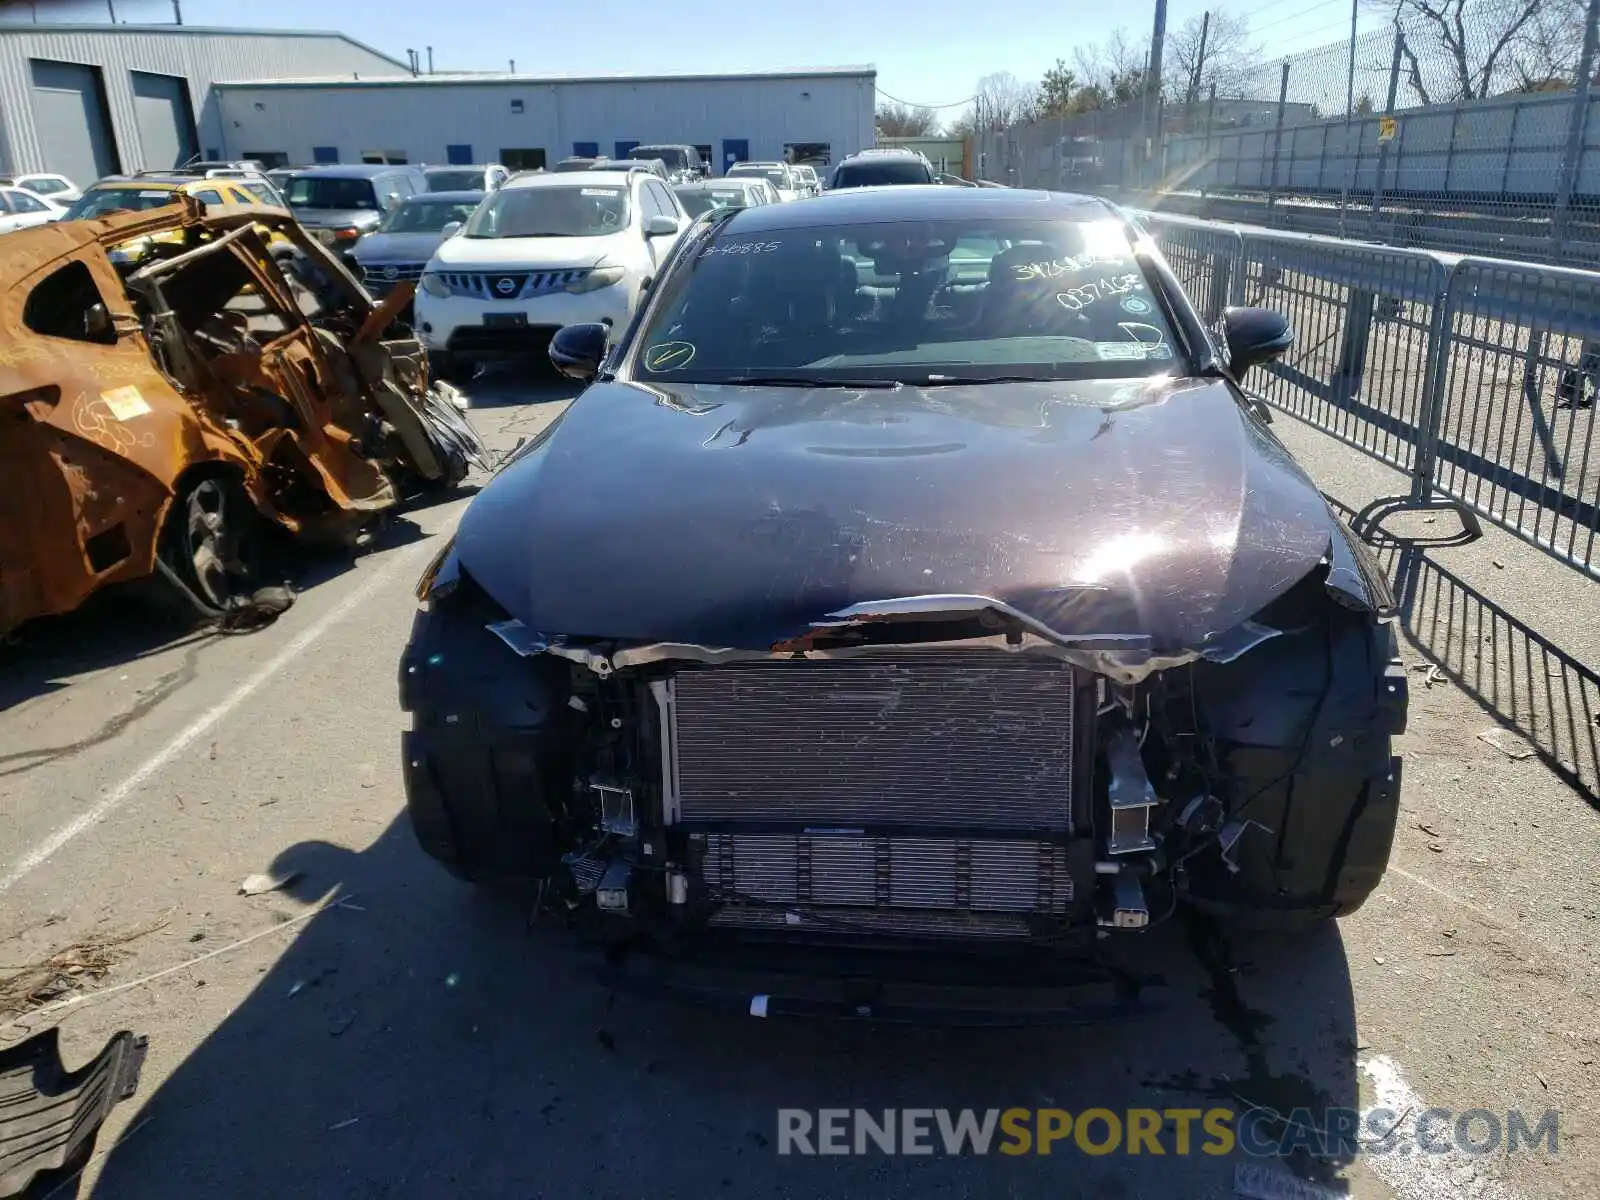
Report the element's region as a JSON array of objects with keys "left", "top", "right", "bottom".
[
  {"left": 1222, "top": 306, "right": 1294, "bottom": 377},
  {"left": 549, "top": 322, "right": 609, "bottom": 381},
  {"left": 644, "top": 213, "right": 679, "bottom": 237},
  {"left": 440, "top": 221, "right": 463, "bottom": 238}
]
